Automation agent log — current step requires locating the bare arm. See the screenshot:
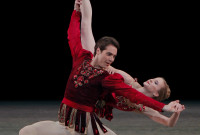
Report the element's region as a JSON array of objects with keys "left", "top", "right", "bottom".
[
  {"left": 133, "top": 100, "right": 185, "bottom": 126},
  {"left": 106, "top": 66, "right": 142, "bottom": 88},
  {"left": 80, "top": 0, "right": 95, "bottom": 53},
  {"left": 142, "top": 106, "right": 182, "bottom": 127}
]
